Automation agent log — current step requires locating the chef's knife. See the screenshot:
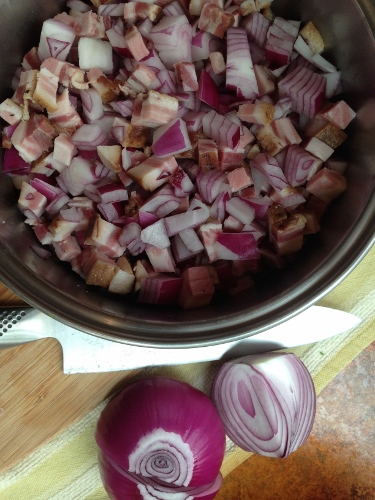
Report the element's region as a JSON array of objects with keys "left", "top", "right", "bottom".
[{"left": 0, "top": 306, "right": 361, "bottom": 374}]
